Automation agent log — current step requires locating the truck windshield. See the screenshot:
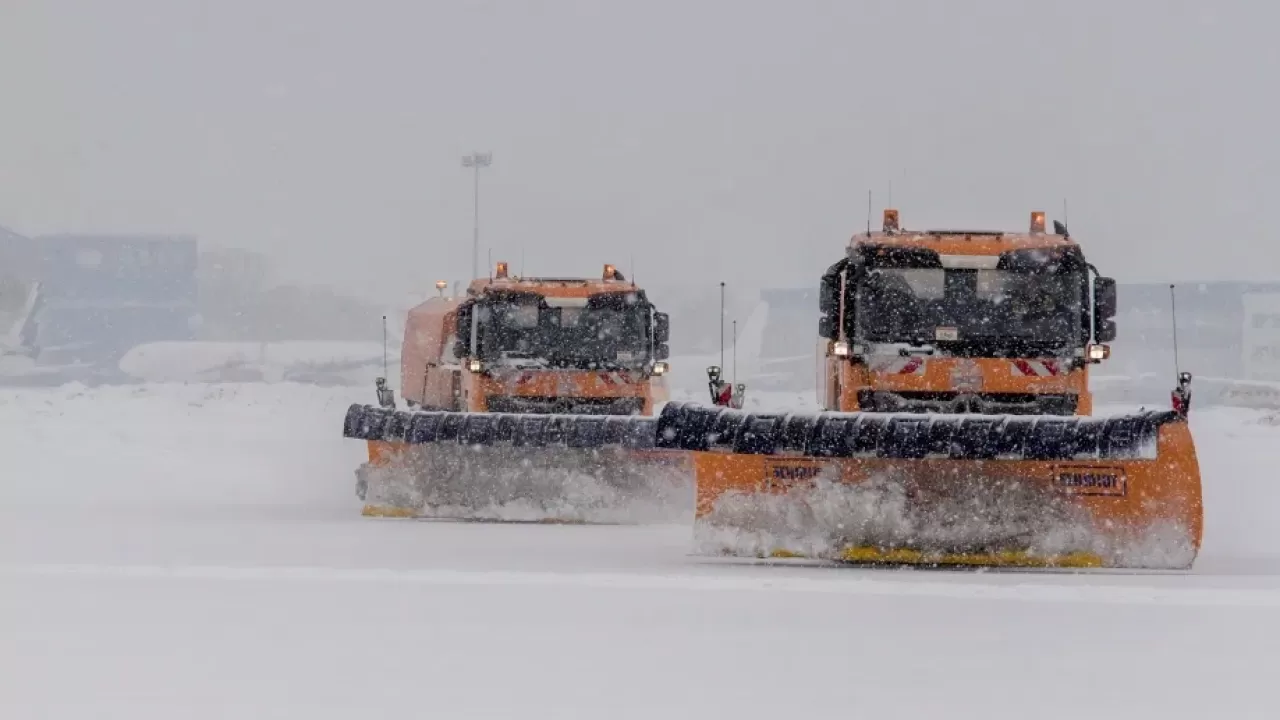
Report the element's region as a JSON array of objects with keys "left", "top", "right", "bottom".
[
  {"left": 856, "top": 268, "right": 1084, "bottom": 350},
  {"left": 476, "top": 295, "right": 652, "bottom": 368}
]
